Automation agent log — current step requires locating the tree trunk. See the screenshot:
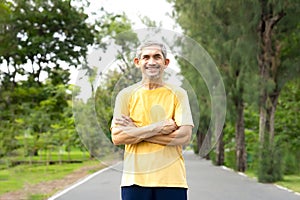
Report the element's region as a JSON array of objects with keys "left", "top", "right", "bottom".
[
  {"left": 257, "top": 1, "right": 285, "bottom": 145},
  {"left": 256, "top": 0, "right": 285, "bottom": 182},
  {"left": 259, "top": 88, "right": 268, "bottom": 148},
  {"left": 215, "top": 130, "right": 224, "bottom": 166},
  {"left": 196, "top": 129, "right": 208, "bottom": 159},
  {"left": 235, "top": 100, "right": 246, "bottom": 172},
  {"left": 196, "top": 129, "right": 205, "bottom": 153},
  {"left": 198, "top": 129, "right": 211, "bottom": 159},
  {"left": 268, "top": 91, "right": 280, "bottom": 144}
]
